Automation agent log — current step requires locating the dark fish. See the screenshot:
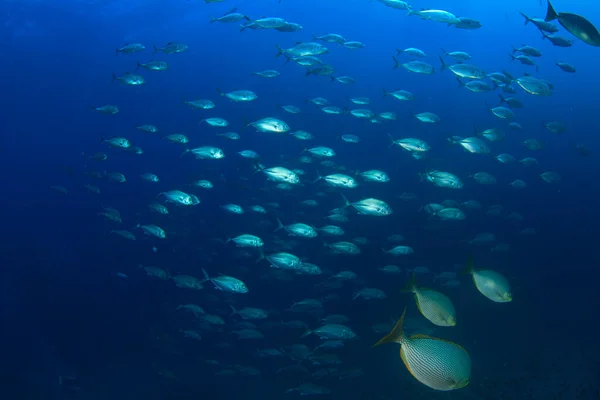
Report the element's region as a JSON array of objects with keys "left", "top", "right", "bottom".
[{"left": 545, "top": 0, "right": 600, "bottom": 46}]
